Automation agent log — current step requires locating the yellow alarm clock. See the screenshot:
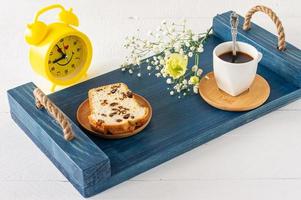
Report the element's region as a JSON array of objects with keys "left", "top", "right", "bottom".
[{"left": 25, "top": 4, "right": 92, "bottom": 91}]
